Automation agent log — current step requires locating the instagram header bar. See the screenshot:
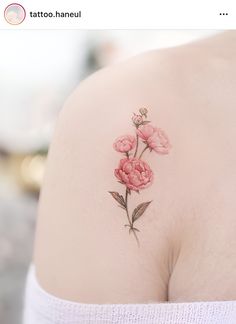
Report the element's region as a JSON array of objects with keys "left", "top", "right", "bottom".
[{"left": 0, "top": 0, "right": 235, "bottom": 29}]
